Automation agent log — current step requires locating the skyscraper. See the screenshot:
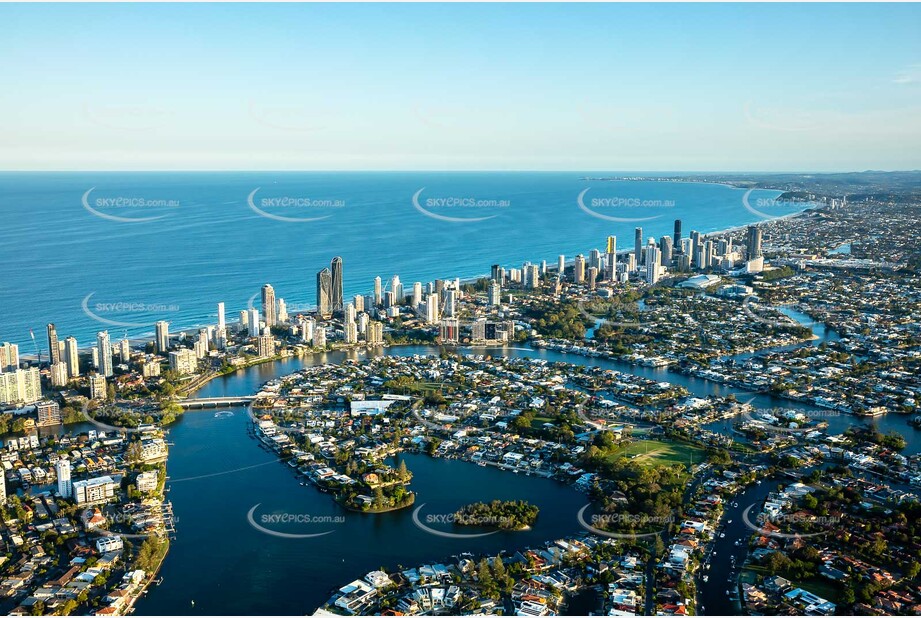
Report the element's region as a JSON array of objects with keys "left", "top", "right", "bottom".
[
  {"left": 330, "top": 256, "right": 344, "bottom": 314},
  {"left": 47, "top": 323, "right": 60, "bottom": 366},
  {"left": 96, "top": 331, "right": 113, "bottom": 377},
  {"left": 56, "top": 459, "right": 72, "bottom": 499},
  {"left": 247, "top": 308, "right": 261, "bottom": 337},
  {"left": 425, "top": 293, "right": 440, "bottom": 324},
  {"left": 155, "top": 321, "right": 170, "bottom": 354},
  {"left": 634, "top": 227, "right": 644, "bottom": 266},
  {"left": 390, "top": 275, "right": 403, "bottom": 305},
  {"left": 690, "top": 230, "right": 701, "bottom": 260},
  {"left": 606, "top": 236, "right": 617, "bottom": 280},
  {"left": 119, "top": 337, "right": 130, "bottom": 364},
  {"left": 261, "top": 284, "right": 277, "bottom": 328},
  {"left": 588, "top": 249, "right": 602, "bottom": 270},
  {"left": 573, "top": 254, "right": 586, "bottom": 283},
  {"left": 344, "top": 302, "right": 356, "bottom": 325},
  {"left": 488, "top": 281, "right": 501, "bottom": 307},
  {"left": 317, "top": 268, "right": 332, "bottom": 316},
  {"left": 64, "top": 337, "right": 79, "bottom": 378},
  {"left": 0, "top": 342, "right": 18, "bottom": 372},
  {"left": 673, "top": 219, "right": 682, "bottom": 252},
  {"left": 660, "top": 235, "right": 673, "bottom": 264},
  {"left": 277, "top": 299, "right": 288, "bottom": 323},
  {"left": 646, "top": 240, "right": 662, "bottom": 284},
  {"left": 373, "top": 276, "right": 382, "bottom": 306},
  {"left": 747, "top": 226, "right": 763, "bottom": 259},
  {"left": 215, "top": 302, "right": 227, "bottom": 349}
]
